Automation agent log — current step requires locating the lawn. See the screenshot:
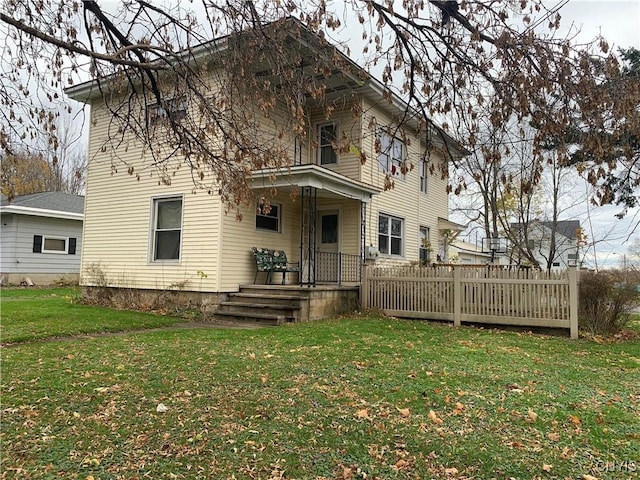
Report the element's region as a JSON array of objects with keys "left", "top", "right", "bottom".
[
  {"left": 1, "top": 293, "right": 639, "bottom": 479},
  {"left": 1, "top": 287, "right": 187, "bottom": 344}
]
